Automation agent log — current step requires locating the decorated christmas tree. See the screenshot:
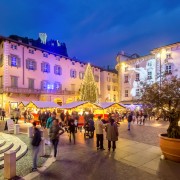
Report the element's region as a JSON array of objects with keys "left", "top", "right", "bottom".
[{"left": 80, "top": 63, "right": 98, "bottom": 103}]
